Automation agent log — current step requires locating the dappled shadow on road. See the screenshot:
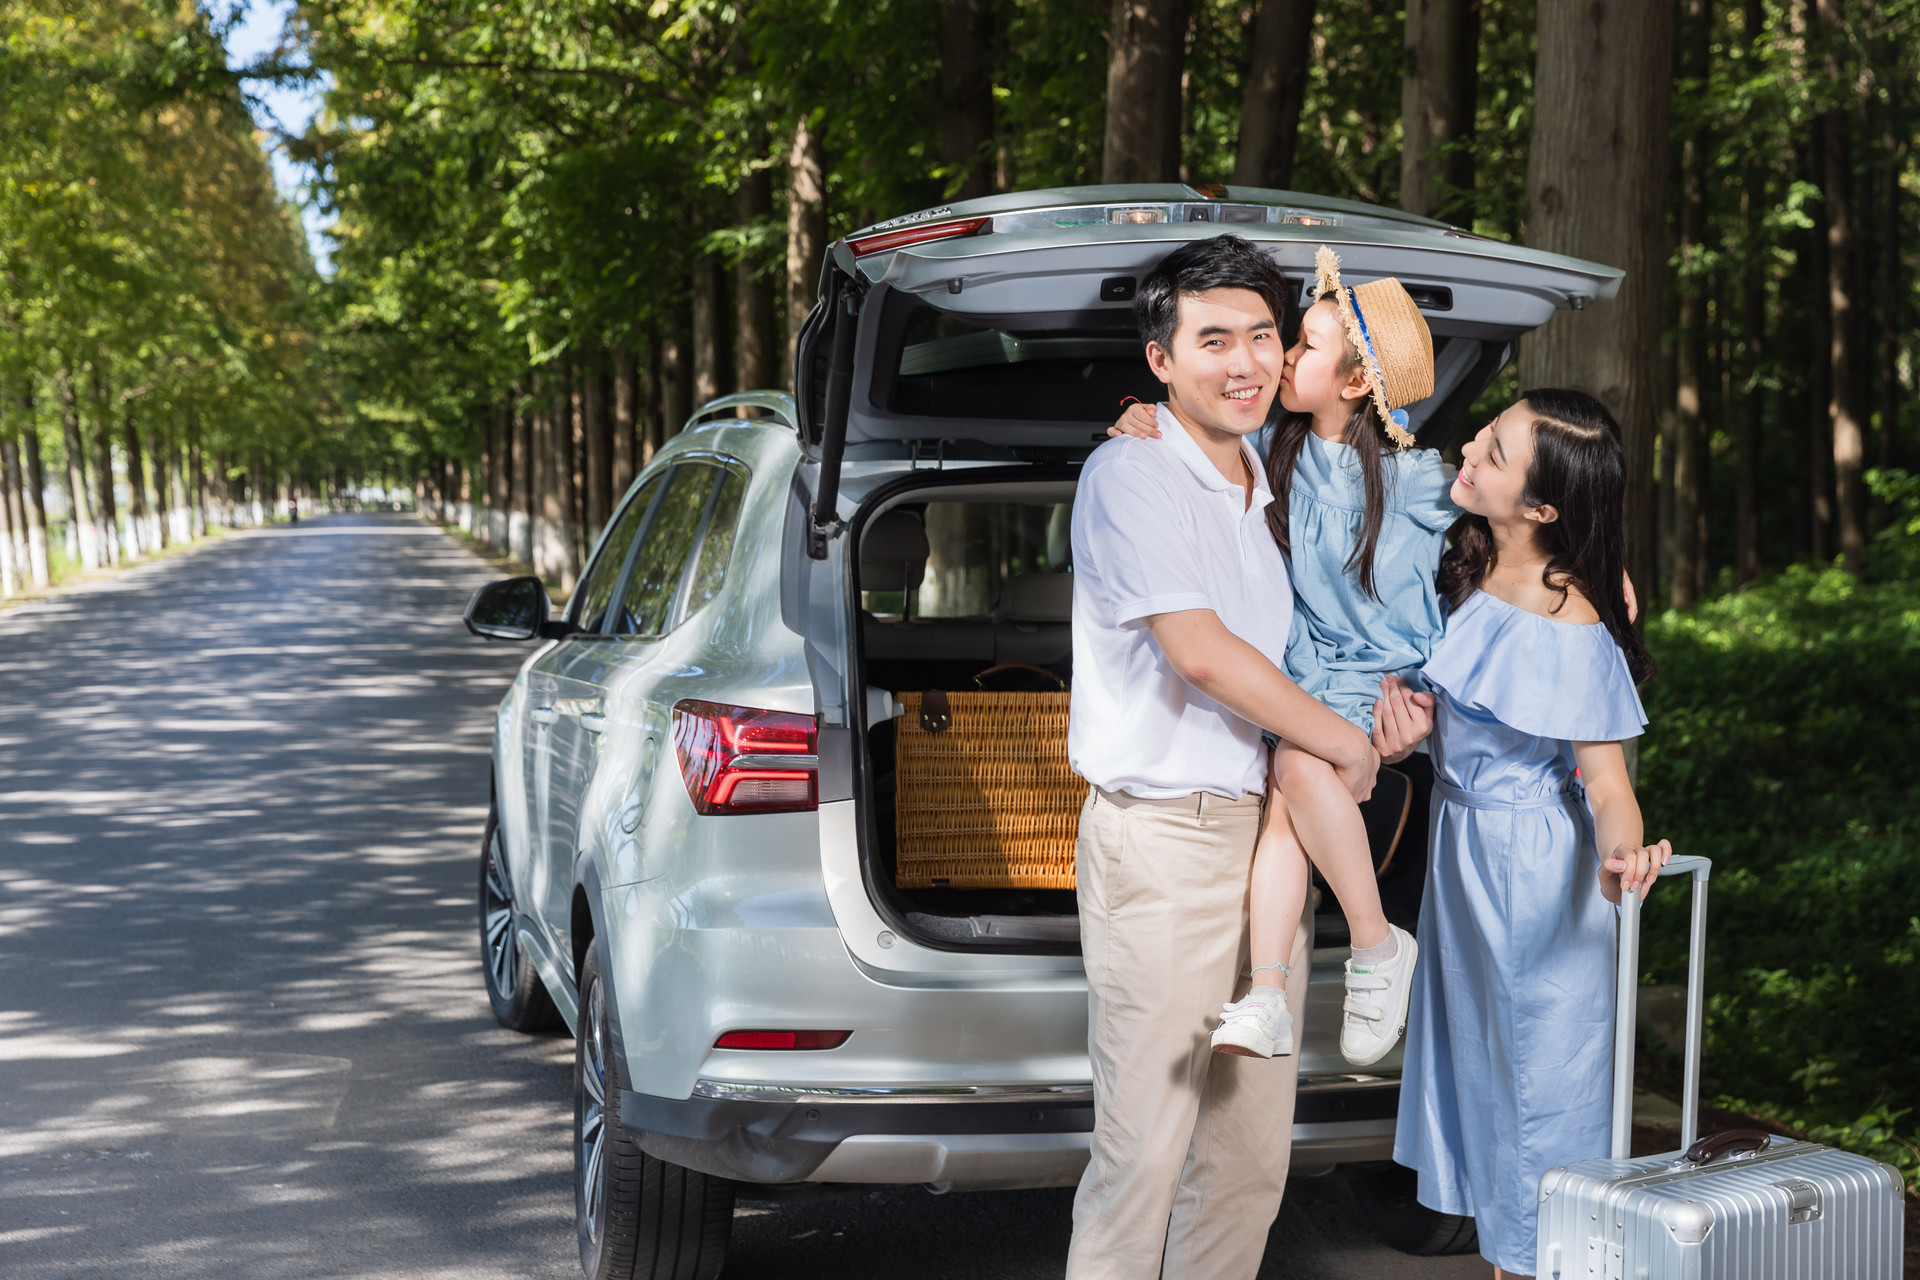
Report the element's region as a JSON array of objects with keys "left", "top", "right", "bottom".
[
  {"left": 0, "top": 514, "right": 1483, "bottom": 1280},
  {"left": 0, "top": 515, "right": 577, "bottom": 1279}
]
